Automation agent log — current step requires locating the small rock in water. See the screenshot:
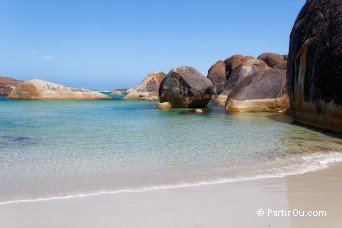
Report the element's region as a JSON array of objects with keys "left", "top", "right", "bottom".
[
  {"left": 195, "top": 109, "right": 203, "bottom": 113},
  {"left": 156, "top": 102, "right": 172, "bottom": 109}
]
